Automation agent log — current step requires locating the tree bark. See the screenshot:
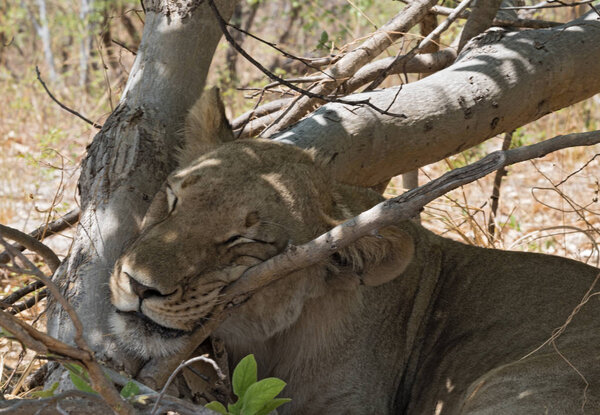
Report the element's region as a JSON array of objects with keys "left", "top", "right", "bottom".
[
  {"left": 274, "top": 11, "right": 600, "bottom": 187},
  {"left": 46, "top": 0, "right": 235, "bottom": 376}
]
